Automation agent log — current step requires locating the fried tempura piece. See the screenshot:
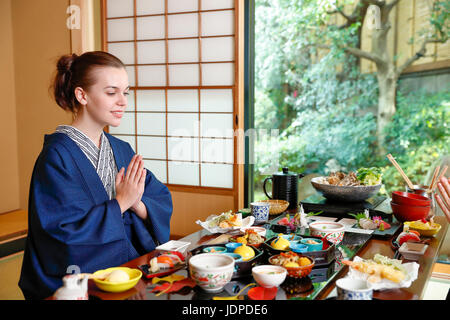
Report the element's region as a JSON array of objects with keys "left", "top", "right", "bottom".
[{"left": 342, "top": 260, "right": 405, "bottom": 283}]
